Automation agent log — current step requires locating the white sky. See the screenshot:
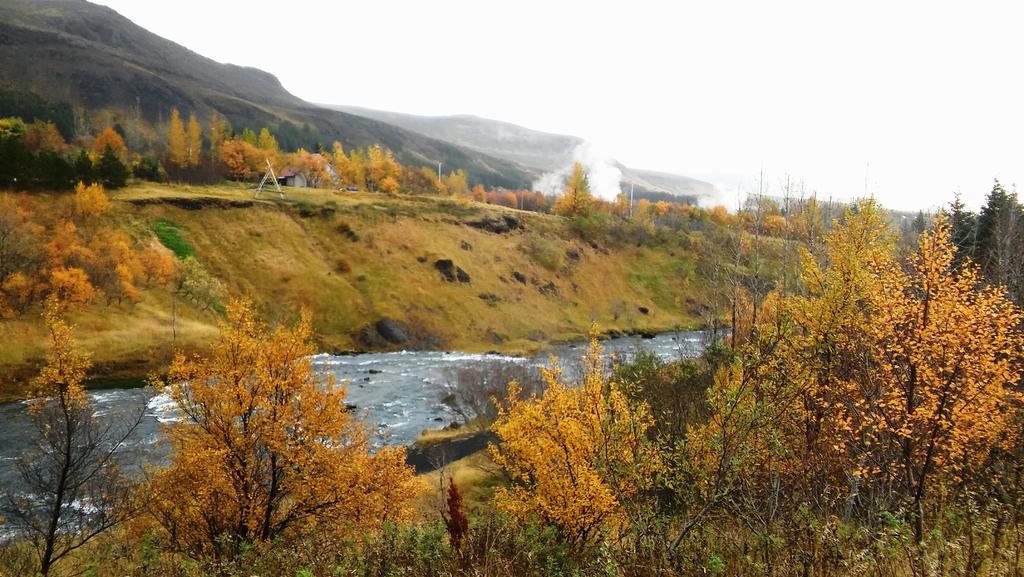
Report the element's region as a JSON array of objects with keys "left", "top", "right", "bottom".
[{"left": 93, "top": 0, "right": 1024, "bottom": 211}]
